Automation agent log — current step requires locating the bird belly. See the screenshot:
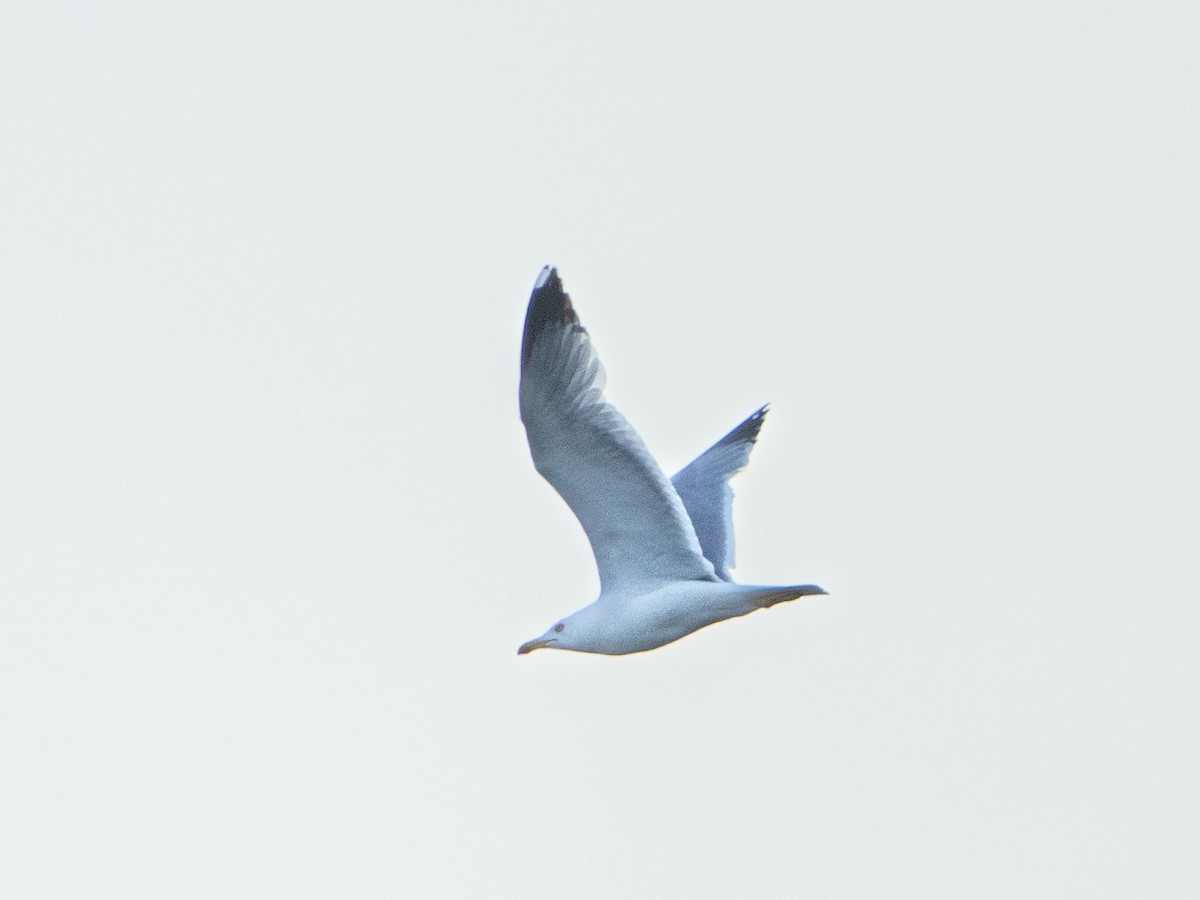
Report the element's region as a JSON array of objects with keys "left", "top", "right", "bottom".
[{"left": 595, "top": 582, "right": 757, "bottom": 654}]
